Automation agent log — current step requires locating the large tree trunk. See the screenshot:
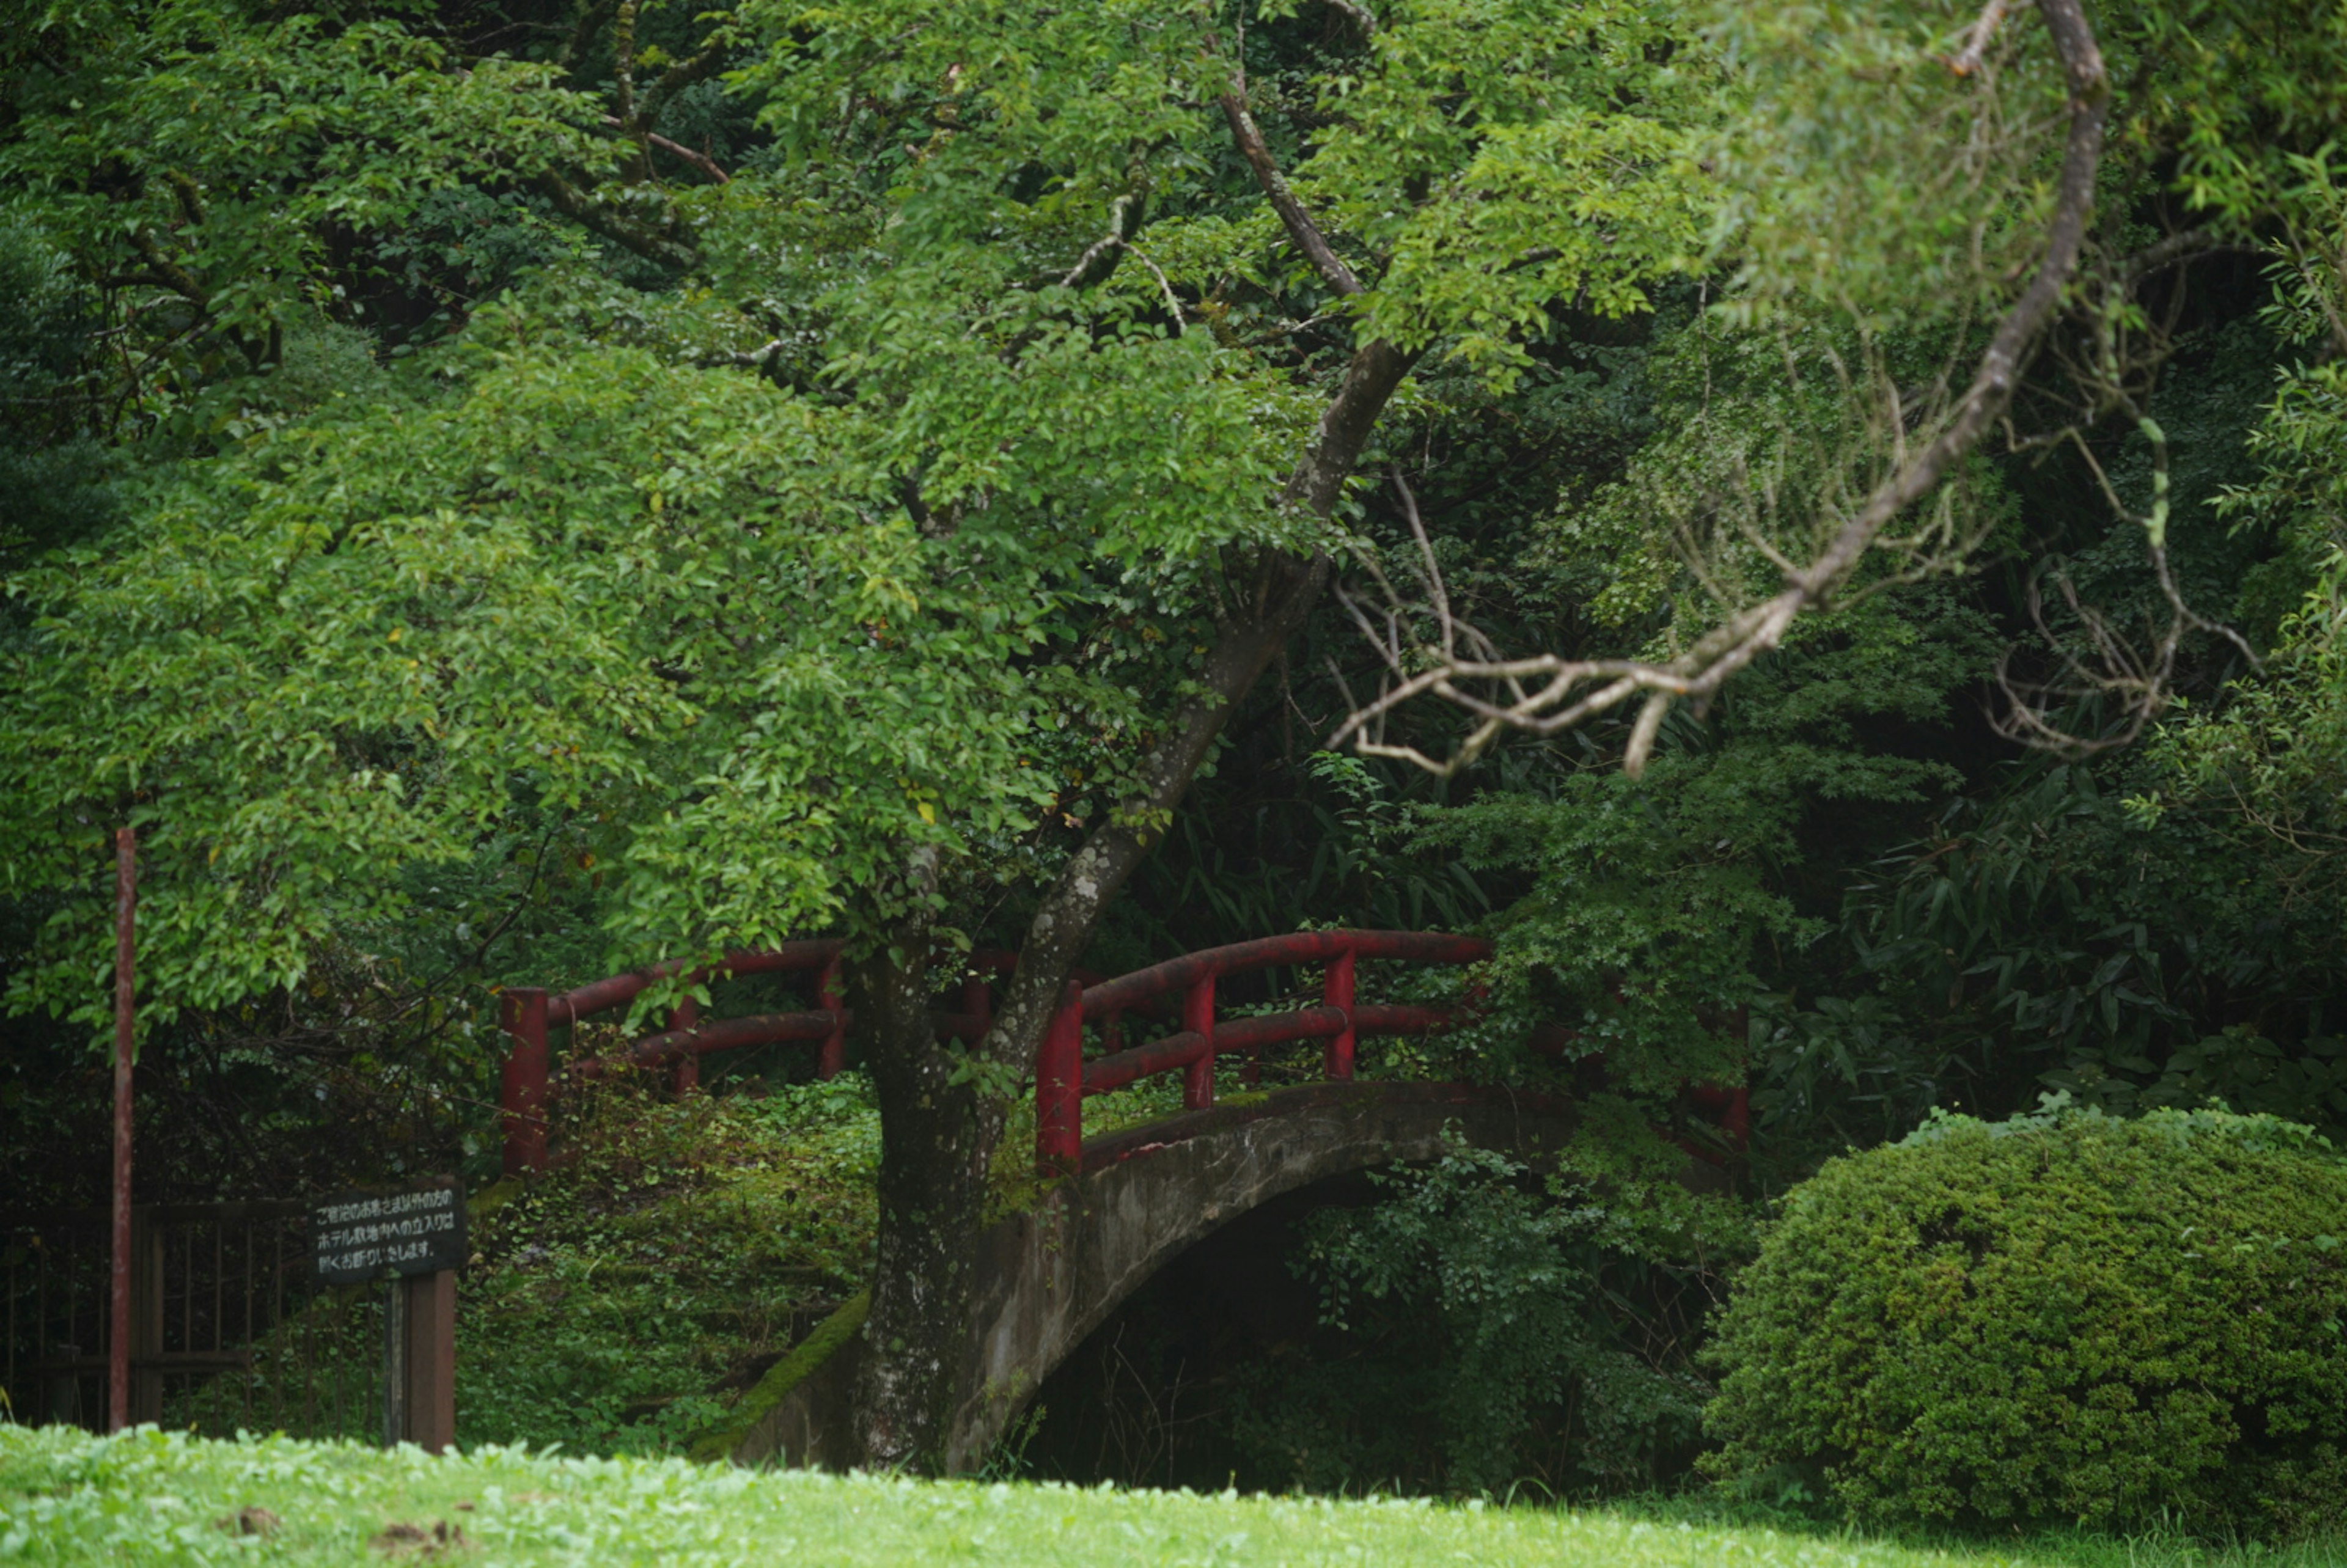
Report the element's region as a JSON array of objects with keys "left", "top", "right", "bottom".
[{"left": 851, "top": 922, "right": 997, "bottom": 1471}]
